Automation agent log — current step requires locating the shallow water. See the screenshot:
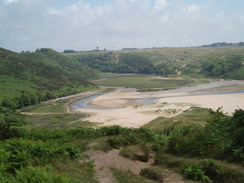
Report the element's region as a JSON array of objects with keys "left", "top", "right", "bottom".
[{"left": 71, "top": 80, "right": 244, "bottom": 110}]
